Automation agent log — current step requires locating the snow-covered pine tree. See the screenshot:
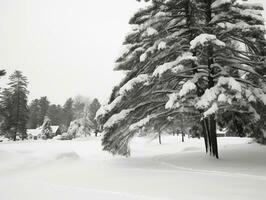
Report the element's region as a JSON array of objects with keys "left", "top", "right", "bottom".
[
  {"left": 97, "top": 0, "right": 201, "bottom": 156},
  {"left": 0, "top": 89, "right": 12, "bottom": 136},
  {"left": 41, "top": 116, "right": 53, "bottom": 139},
  {"left": 87, "top": 98, "right": 101, "bottom": 136},
  {"left": 175, "top": 0, "right": 266, "bottom": 158},
  {"left": 98, "top": 0, "right": 266, "bottom": 158}
]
